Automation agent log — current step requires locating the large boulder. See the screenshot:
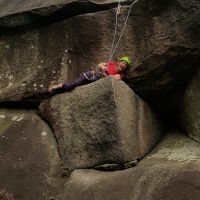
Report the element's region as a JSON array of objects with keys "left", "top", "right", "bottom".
[
  {"left": 0, "top": 110, "right": 63, "bottom": 200},
  {"left": 180, "top": 69, "right": 200, "bottom": 143},
  {"left": 61, "top": 131, "right": 200, "bottom": 200},
  {"left": 0, "top": 0, "right": 199, "bottom": 105},
  {"left": 39, "top": 77, "right": 163, "bottom": 171}
]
